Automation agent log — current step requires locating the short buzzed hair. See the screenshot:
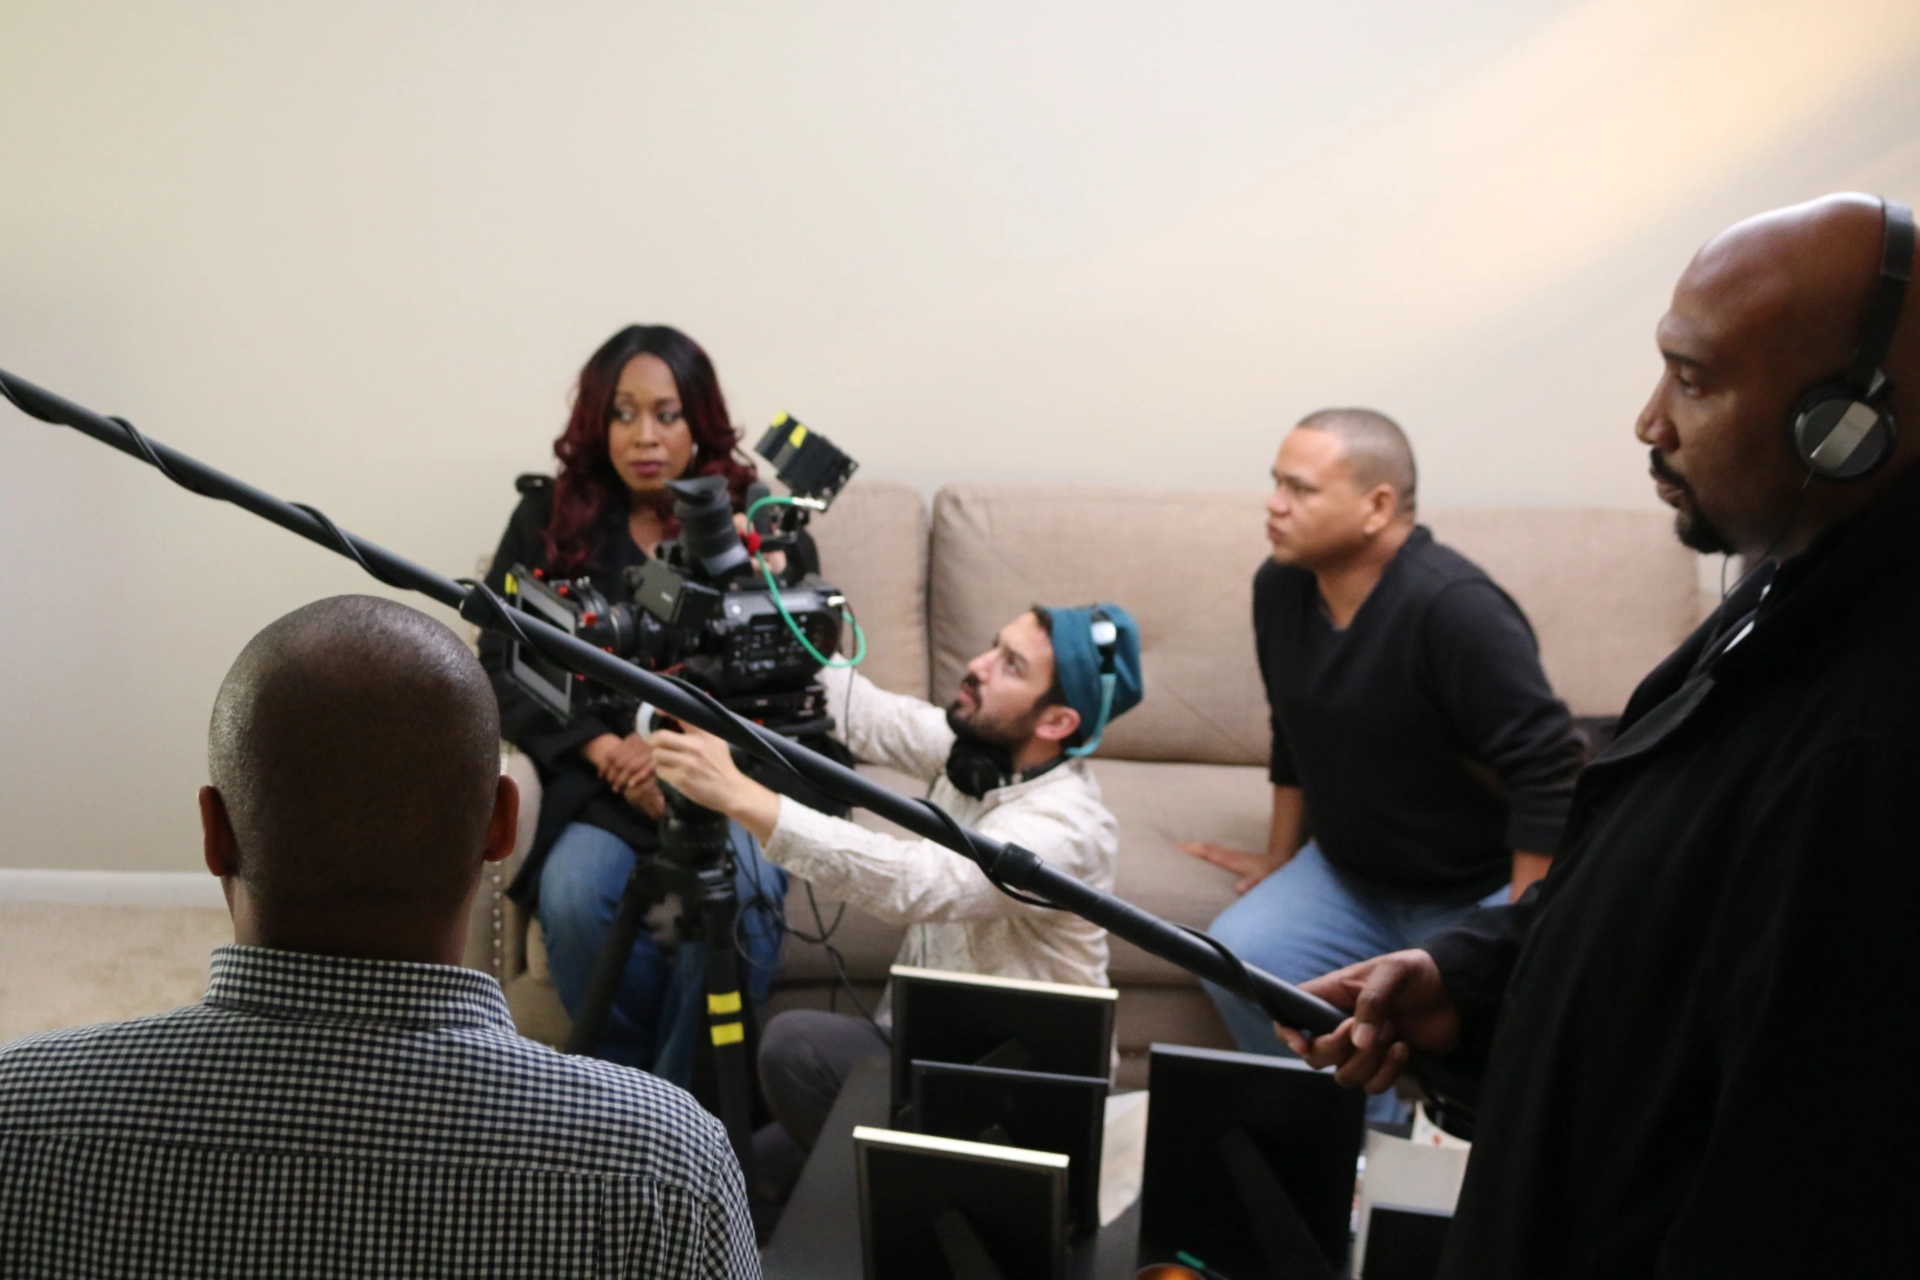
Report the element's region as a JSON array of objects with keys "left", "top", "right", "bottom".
[
  {"left": 1296, "top": 408, "right": 1418, "bottom": 516},
  {"left": 208, "top": 595, "right": 501, "bottom": 908}
]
